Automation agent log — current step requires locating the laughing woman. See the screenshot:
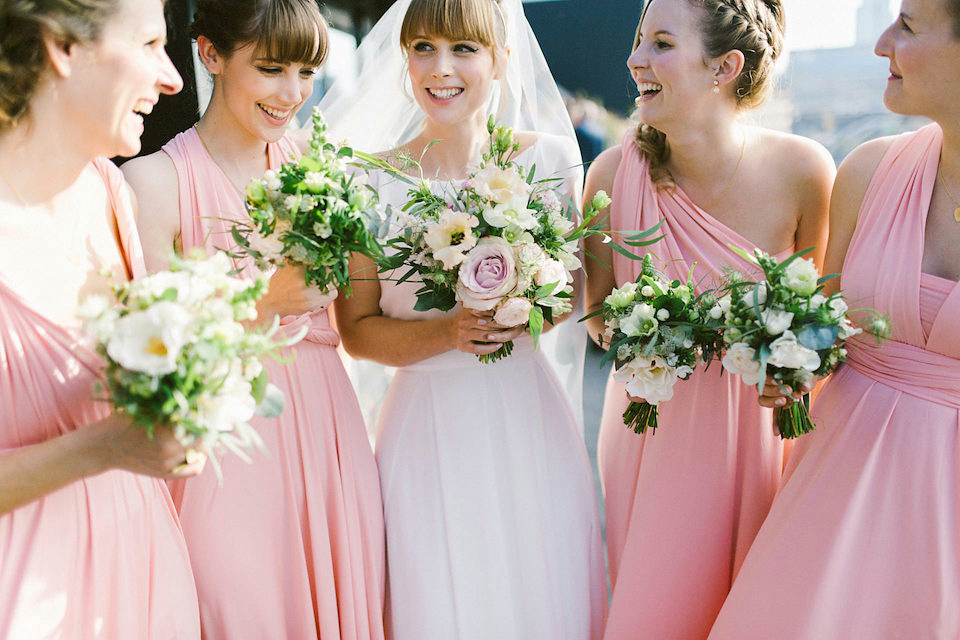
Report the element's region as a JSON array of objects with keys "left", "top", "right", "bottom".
[
  {"left": 0, "top": 0, "right": 202, "bottom": 636},
  {"left": 582, "top": 1, "right": 834, "bottom": 638},
  {"left": 318, "top": 1, "right": 605, "bottom": 638},
  {"left": 710, "top": 1, "right": 960, "bottom": 636},
  {"left": 120, "top": 1, "right": 385, "bottom": 638}
]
